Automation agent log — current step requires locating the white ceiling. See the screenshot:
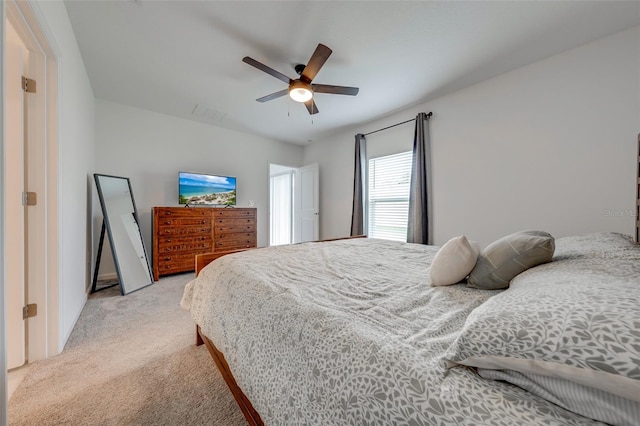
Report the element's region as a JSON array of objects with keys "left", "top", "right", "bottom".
[{"left": 64, "top": 1, "right": 640, "bottom": 145}]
